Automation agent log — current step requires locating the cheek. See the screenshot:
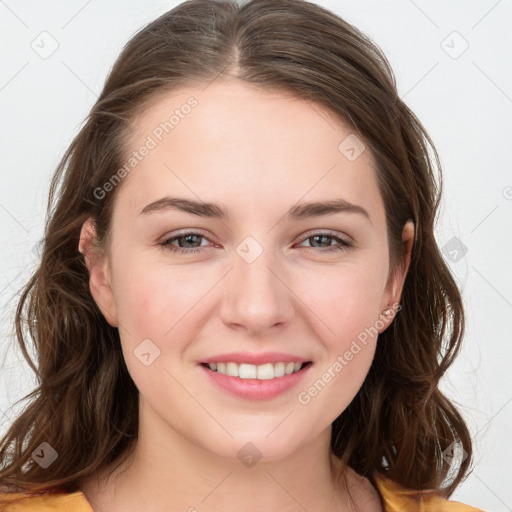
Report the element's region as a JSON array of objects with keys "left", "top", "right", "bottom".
[
  {"left": 112, "top": 252, "right": 205, "bottom": 331},
  {"left": 111, "top": 261, "right": 216, "bottom": 372},
  {"left": 112, "top": 268, "right": 195, "bottom": 397},
  {"left": 298, "top": 263, "right": 386, "bottom": 342},
  {"left": 294, "top": 264, "right": 385, "bottom": 412}
]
